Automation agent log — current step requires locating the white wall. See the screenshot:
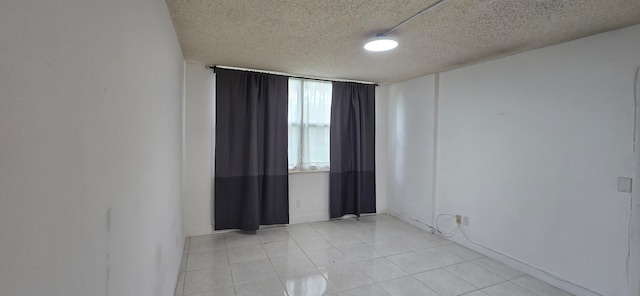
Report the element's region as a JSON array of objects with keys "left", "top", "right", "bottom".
[
  {"left": 183, "top": 65, "right": 388, "bottom": 235},
  {"left": 289, "top": 172, "right": 332, "bottom": 223},
  {"left": 632, "top": 70, "right": 640, "bottom": 296},
  {"left": 375, "top": 86, "right": 390, "bottom": 215},
  {"left": 387, "top": 24, "right": 640, "bottom": 296},
  {"left": 387, "top": 75, "right": 438, "bottom": 231},
  {"left": 0, "top": 1, "right": 185, "bottom": 296},
  {"left": 184, "top": 64, "right": 215, "bottom": 235}
]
